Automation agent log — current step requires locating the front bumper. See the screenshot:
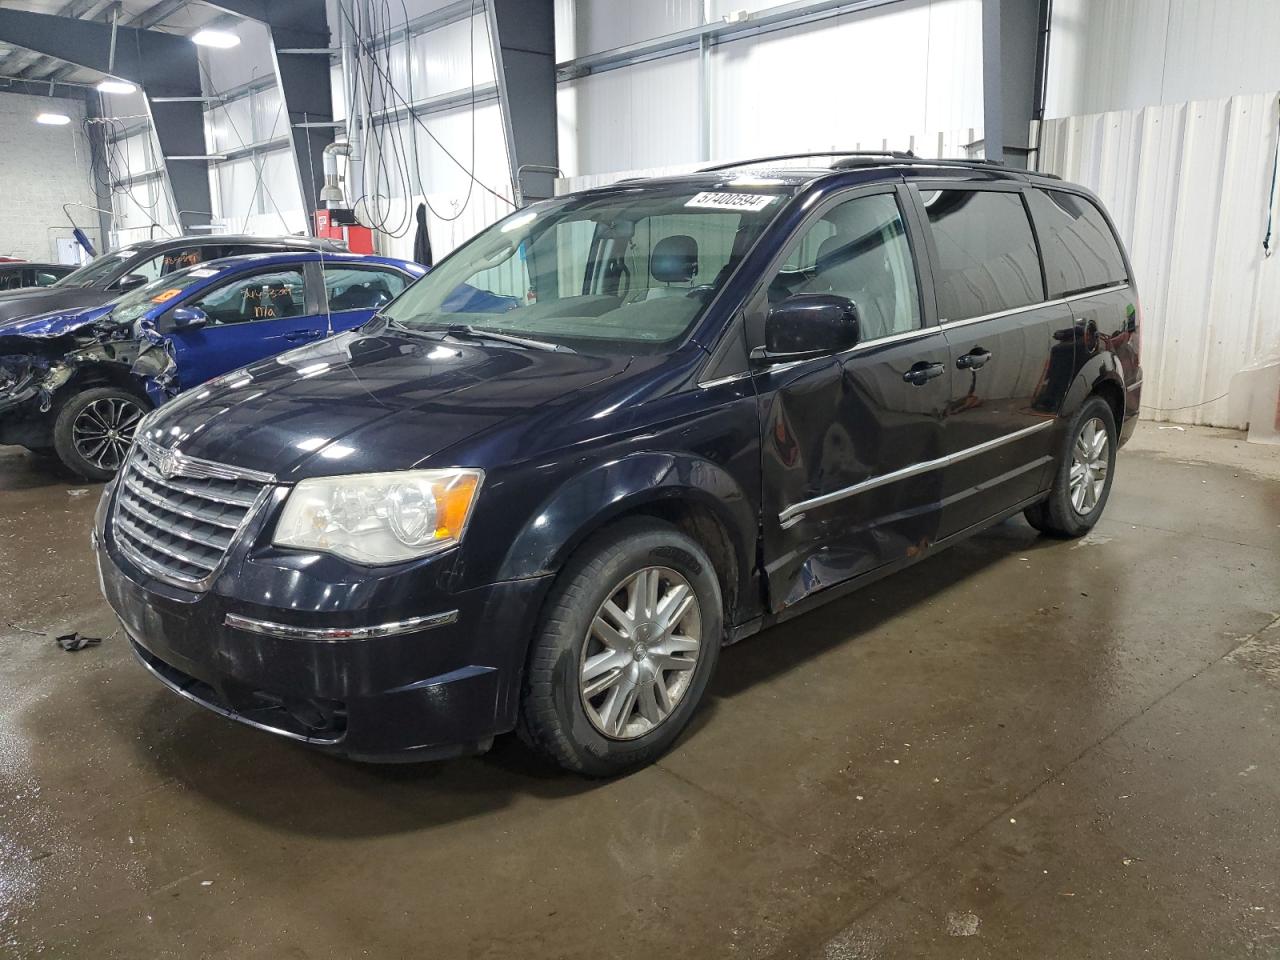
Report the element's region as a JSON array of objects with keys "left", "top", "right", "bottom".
[{"left": 95, "top": 487, "right": 553, "bottom": 761}]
